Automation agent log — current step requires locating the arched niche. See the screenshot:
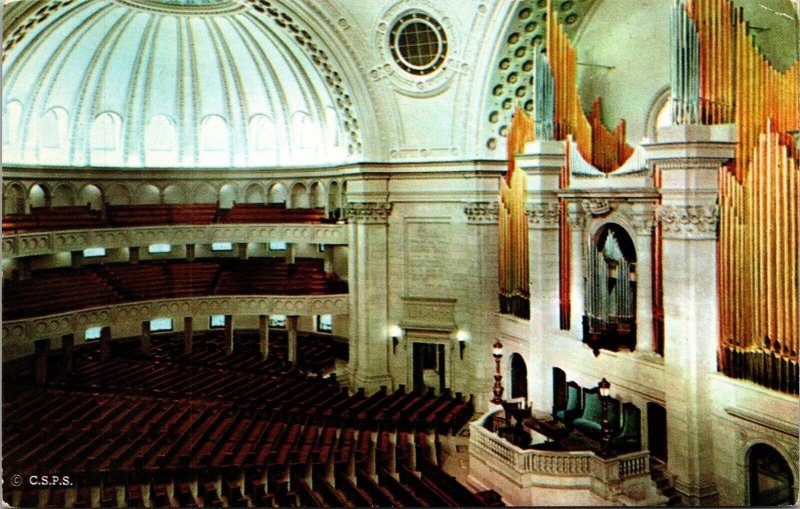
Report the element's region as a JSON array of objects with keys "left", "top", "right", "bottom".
[
  {"left": 4, "top": 183, "right": 26, "bottom": 215},
  {"left": 163, "top": 184, "right": 188, "bottom": 205},
  {"left": 193, "top": 183, "right": 217, "bottom": 204},
  {"left": 309, "top": 182, "right": 325, "bottom": 209},
  {"left": 748, "top": 443, "right": 795, "bottom": 506},
  {"left": 133, "top": 184, "right": 160, "bottom": 205},
  {"left": 268, "top": 183, "right": 288, "bottom": 205},
  {"left": 244, "top": 183, "right": 265, "bottom": 204},
  {"left": 89, "top": 112, "right": 123, "bottom": 165},
  {"left": 199, "top": 115, "right": 229, "bottom": 166},
  {"left": 218, "top": 183, "right": 238, "bottom": 209},
  {"left": 509, "top": 353, "right": 528, "bottom": 401},
  {"left": 290, "top": 182, "right": 310, "bottom": 209},
  {"left": 585, "top": 222, "right": 637, "bottom": 354},
  {"left": 51, "top": 184, "right": 75, "bottom": 207},
  {"left": 144, "top": 114, "right": 178, "bottom": 166},
  {"left": 105, "top": 184, "right": 132, "bottom": 206},
  {"left": 78, "top": 184, "right": 103, "bottom": 210},
  {"left": 29, "top": 184, "right": 50, "bottom": 209}
]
